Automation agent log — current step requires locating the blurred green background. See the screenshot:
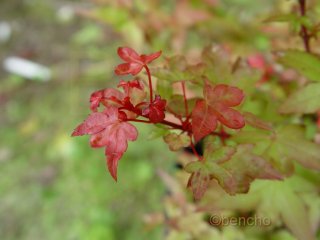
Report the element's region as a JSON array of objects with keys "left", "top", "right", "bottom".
[
  {"left": 1, "top": 0, "right": 320, "bottom": 239},
  {"left": 0, "top": 0, "right": 177, "bottom": 239}
]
